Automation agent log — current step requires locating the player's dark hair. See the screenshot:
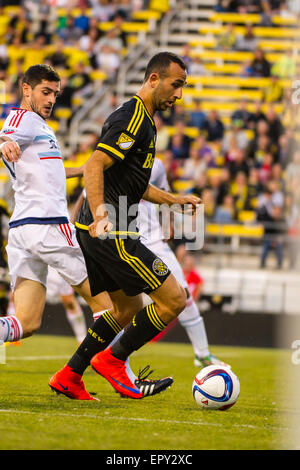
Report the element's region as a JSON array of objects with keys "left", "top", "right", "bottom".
[
  {"left": 143, "top": 52, "right": 186, "bottom": 82},
  {"left": 22, "top": 64, "right": 60, "bottom": 89}
]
